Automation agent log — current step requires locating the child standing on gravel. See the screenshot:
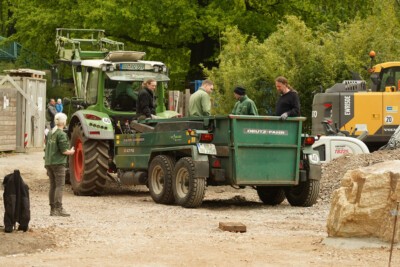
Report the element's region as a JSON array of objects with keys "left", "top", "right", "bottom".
[{"left": 55, "top": 98, "right": 63, "bottom": 113}]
